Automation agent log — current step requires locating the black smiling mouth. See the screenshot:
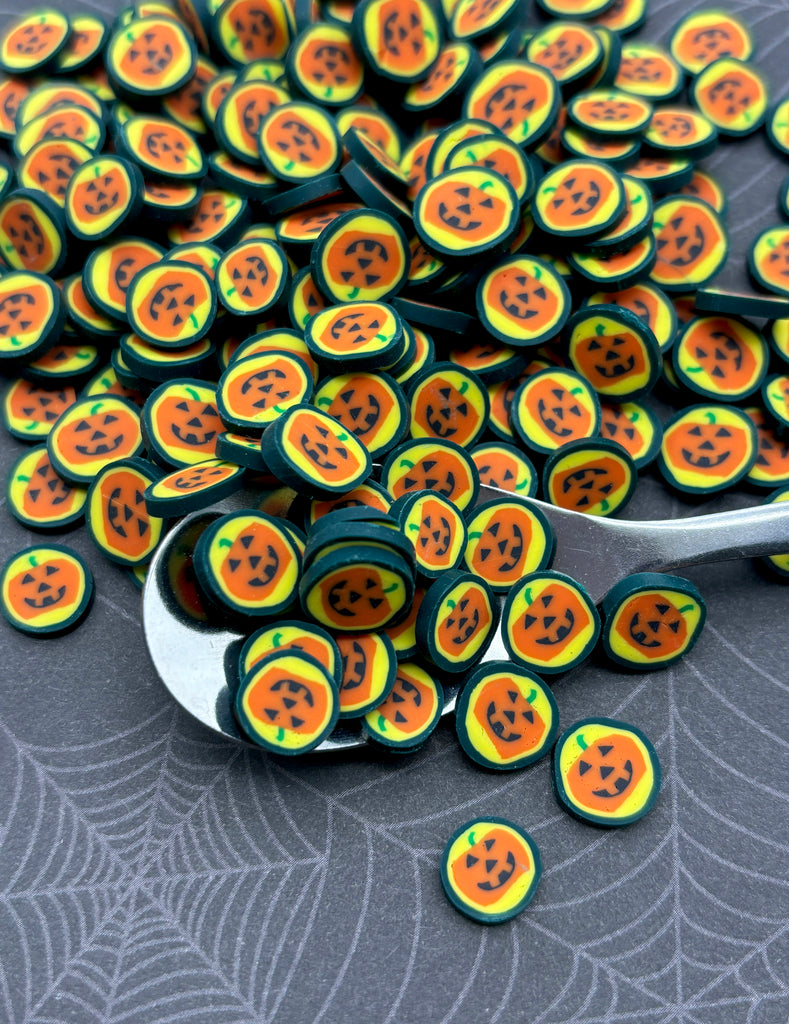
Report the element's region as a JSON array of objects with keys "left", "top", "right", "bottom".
[{"left": 24, "top": 585, "right": 67, "bottom": 609}]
